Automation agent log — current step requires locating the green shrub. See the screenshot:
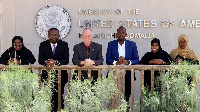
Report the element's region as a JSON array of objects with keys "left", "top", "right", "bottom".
[
  {"left": 62, "top": 70, "right": 127, "bottom": 112},
  {"left": 141, "top": 62, "right": 200, "bottom": 112},
  {"left": 0, "top": 63, "right": 54, "bottom": 112}
]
